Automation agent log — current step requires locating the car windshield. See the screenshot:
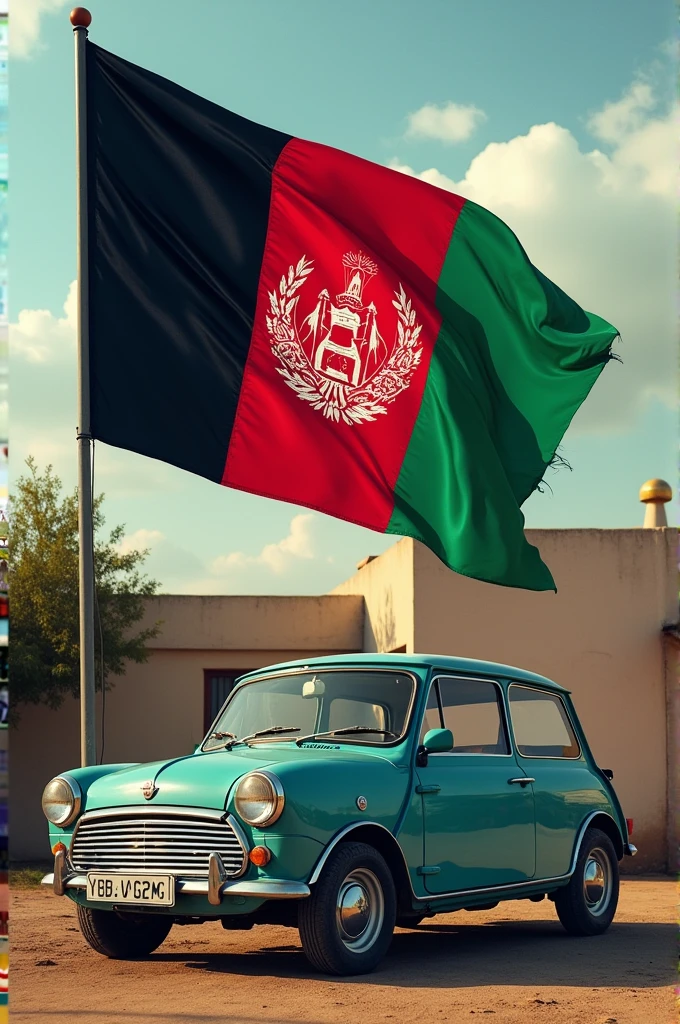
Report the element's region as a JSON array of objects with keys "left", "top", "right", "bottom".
[{"left": 202, "top": 670, "right": 416, "bottom": 751}]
